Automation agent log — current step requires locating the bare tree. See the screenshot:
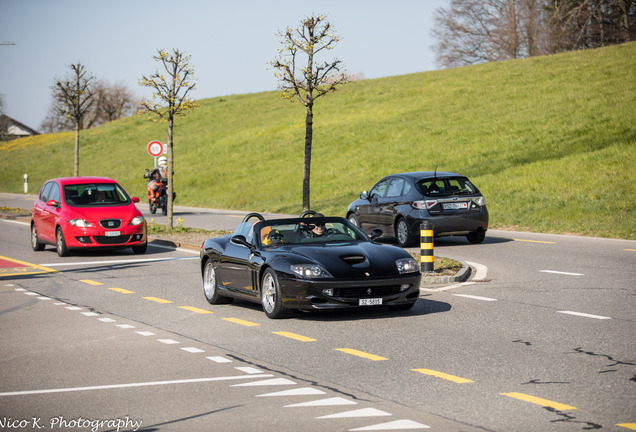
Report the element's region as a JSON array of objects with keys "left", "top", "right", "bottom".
[
  {"left": 51, "top": 63, "right": 95, "bottom": 176},
  {"left": 271, "top": 14, "right": 350, "bottom": 212},
  {"left": 139, "top": 48, "right": 197, "bottom": 231}
]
